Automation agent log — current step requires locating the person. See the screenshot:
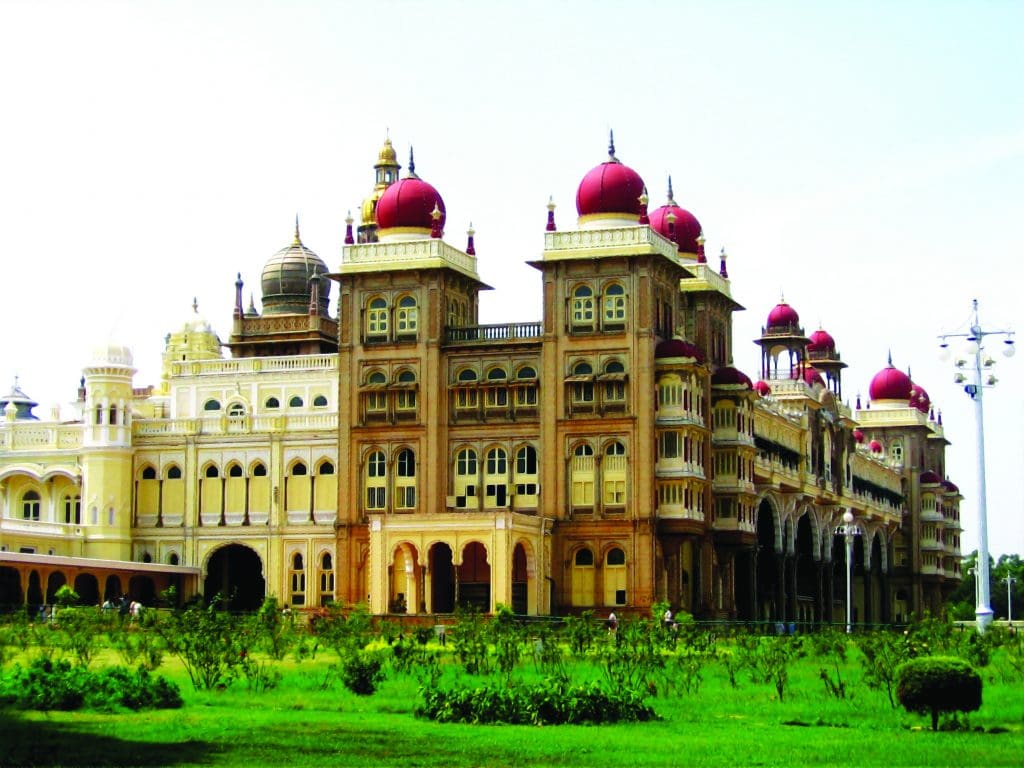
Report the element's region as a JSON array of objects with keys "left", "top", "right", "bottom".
[
  {"left": 663, "top": 607, "right": 673, "bottom": 630},
  {"left": 607, "top": 611, "right": 618, "bottom": 632},
  {"left": 130, "top": 600, "right": 142, "bottom": 620}
]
